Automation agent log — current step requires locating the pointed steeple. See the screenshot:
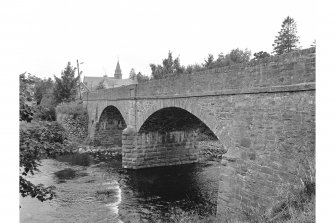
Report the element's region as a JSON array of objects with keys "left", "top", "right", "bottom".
[{"left": 114, "top": 60, "right": 122, "bottom": 79}]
